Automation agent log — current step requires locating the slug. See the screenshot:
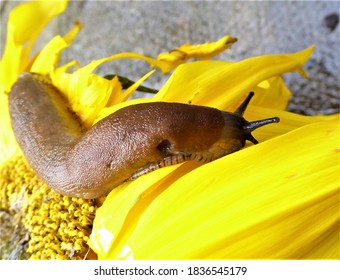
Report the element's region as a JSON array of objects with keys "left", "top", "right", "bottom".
[{"left": 8, "top": 72, "right": 279, "bottom": 199}]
